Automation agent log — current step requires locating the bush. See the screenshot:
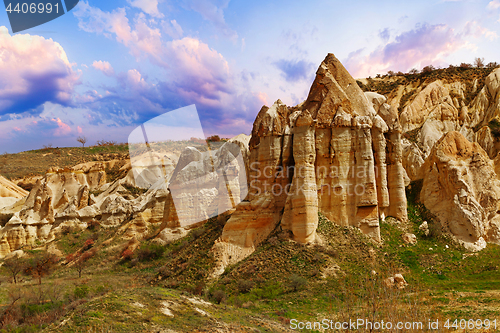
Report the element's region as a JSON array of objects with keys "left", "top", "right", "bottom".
[
  {"left": 206, "top": 135, "right": 221, "bottom": 142},
  {"left": 237, "top": 279, "right": 255, "bottom": 294},
  {"left": 288, "top": 274, "right": 307, "bottom": 292},
  {"left": 212, "top": 290, "right": 226, "bottom": 304},
  {"left": 74, "top": 285, "right": 89, "bottom": 299},
  {"left": 121, "top": 249, "right": 134, "bottom": 261},
  {"left": 136, "top": 243, "right": 166, "bottom": 262},
  {"left": 83, "top": 239, "right": 94, "bottom": 250},
  {"left": 95, "top": 140, "right": 117, "bottom": 147},
  {"left": 87, "top": 220, "right": 100, "bottom": 230}
]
